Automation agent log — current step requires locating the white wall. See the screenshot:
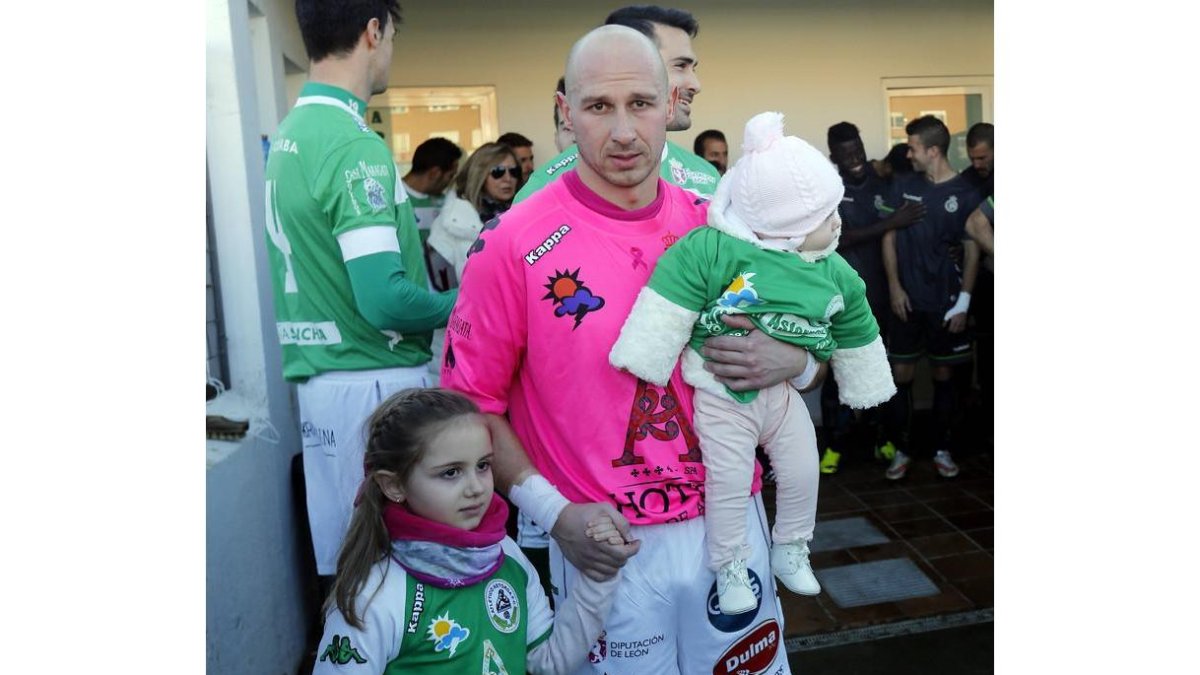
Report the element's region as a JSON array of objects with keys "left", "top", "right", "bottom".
[
  {"left": 388, "top": 0, "right": 993, "bottom": 164},
  {"left": 207, "top": 0, "right": 308, "bottom": 672}
]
